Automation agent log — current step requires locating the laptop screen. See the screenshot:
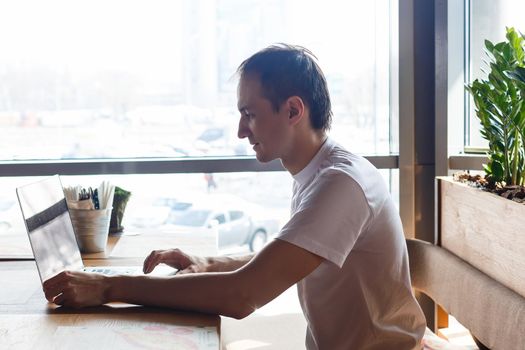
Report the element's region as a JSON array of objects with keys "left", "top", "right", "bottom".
[{"left": 16, "top": 175, "right": 83, "bottom": 282}]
